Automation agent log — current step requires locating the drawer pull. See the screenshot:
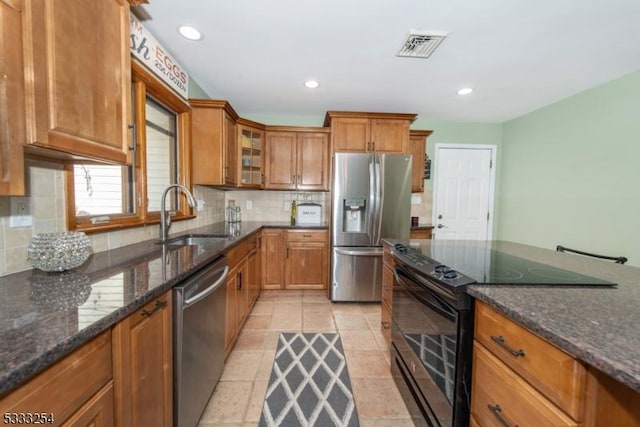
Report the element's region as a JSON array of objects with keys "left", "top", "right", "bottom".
[
  {"left": 491, "top": 335, "right": 525, "bottom": 358},
  {"left": 302, "top": 234, "right": 312, "bottom": 238},
  {"left": 141, "top": 300, "right": 167, "bottom": 317},
  {"left": 488, "top": 404, "right": 517, "bottom": 427},
  {"left": 381, "top": 321, "right": 391, "bottom": 329}
]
